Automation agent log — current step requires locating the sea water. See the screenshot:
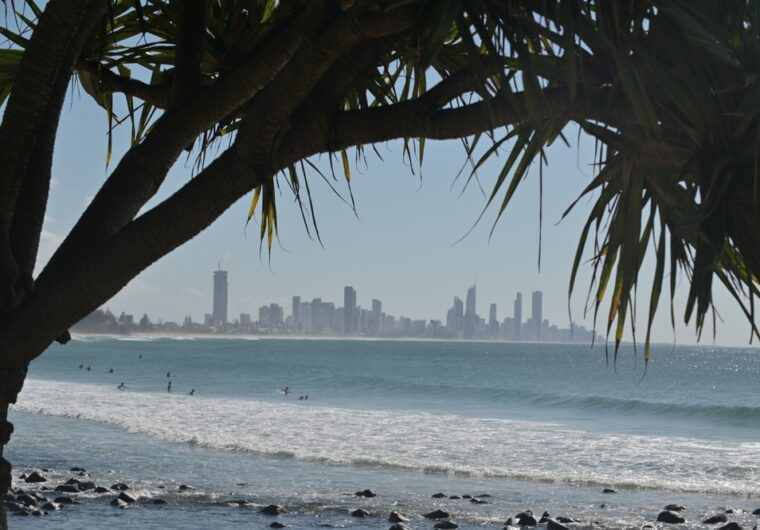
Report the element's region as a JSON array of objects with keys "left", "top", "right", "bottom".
[{"left": 6, "top": 337, "right": 760, "bottom": 529}]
